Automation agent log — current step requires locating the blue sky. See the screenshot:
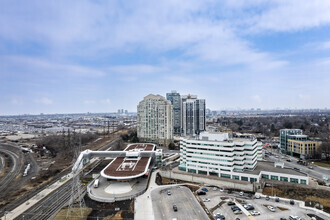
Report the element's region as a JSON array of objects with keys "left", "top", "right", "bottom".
[{"left": 1, "top": 0, "right": 330, "bottom": 115}]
